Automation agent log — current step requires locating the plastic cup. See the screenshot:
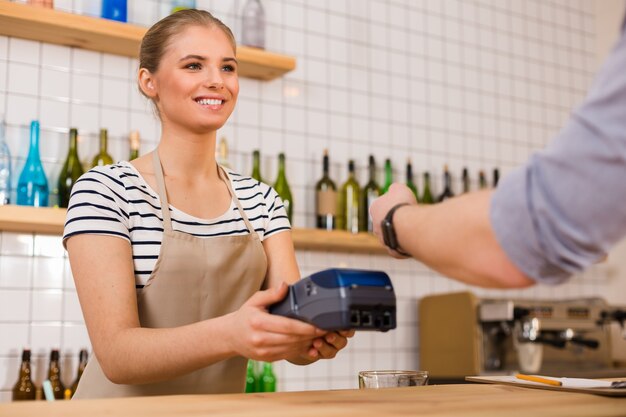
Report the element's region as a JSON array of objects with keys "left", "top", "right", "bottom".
[{"left": 358, "top": 370, "right": 429, "bottom": 389}]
